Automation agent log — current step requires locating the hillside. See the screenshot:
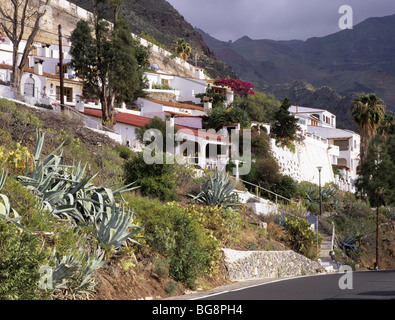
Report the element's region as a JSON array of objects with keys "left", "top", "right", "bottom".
[
  {"left": 67, "top": 0, "right": 238, "bottom": 79},
  {"left": 198, "top": 14, "right": 395, "bottom": 129},
  {"left": 0, "top": 101, "right": 394, "bottom": 300}
]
